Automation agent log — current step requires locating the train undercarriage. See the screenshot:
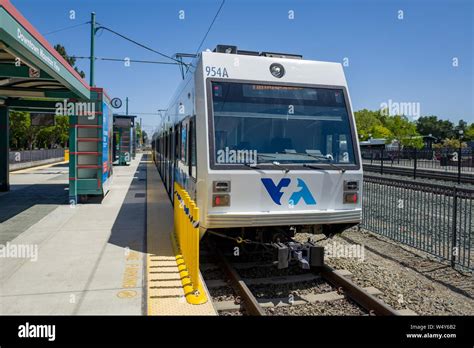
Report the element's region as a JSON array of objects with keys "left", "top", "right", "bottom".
[{"left": 204, "top": 223, "right": 358, "bottom": 270}]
